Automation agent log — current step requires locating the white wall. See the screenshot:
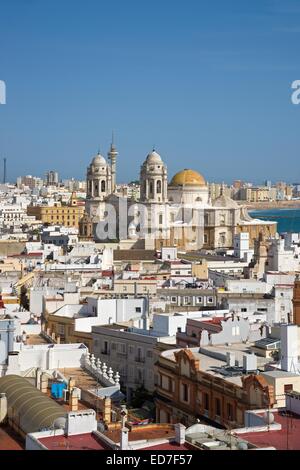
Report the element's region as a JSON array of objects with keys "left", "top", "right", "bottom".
[
  {"left": 286, "top": 394, "right": 300, "bottom": 415},
  {"left": 66, "top": 410, "right": 97, "bottom": 436},
  {"left": 153, "top": 314, "right": 188, "bottom": 336},
  {"left": 225, "top": 279, "right": 269, "bottom": 294},
  {"left": 17, "top": 344, "right": 88, "bottom": 371},
  {"left": 95, "top": 298, "right": 146, "bottom": 323}
]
